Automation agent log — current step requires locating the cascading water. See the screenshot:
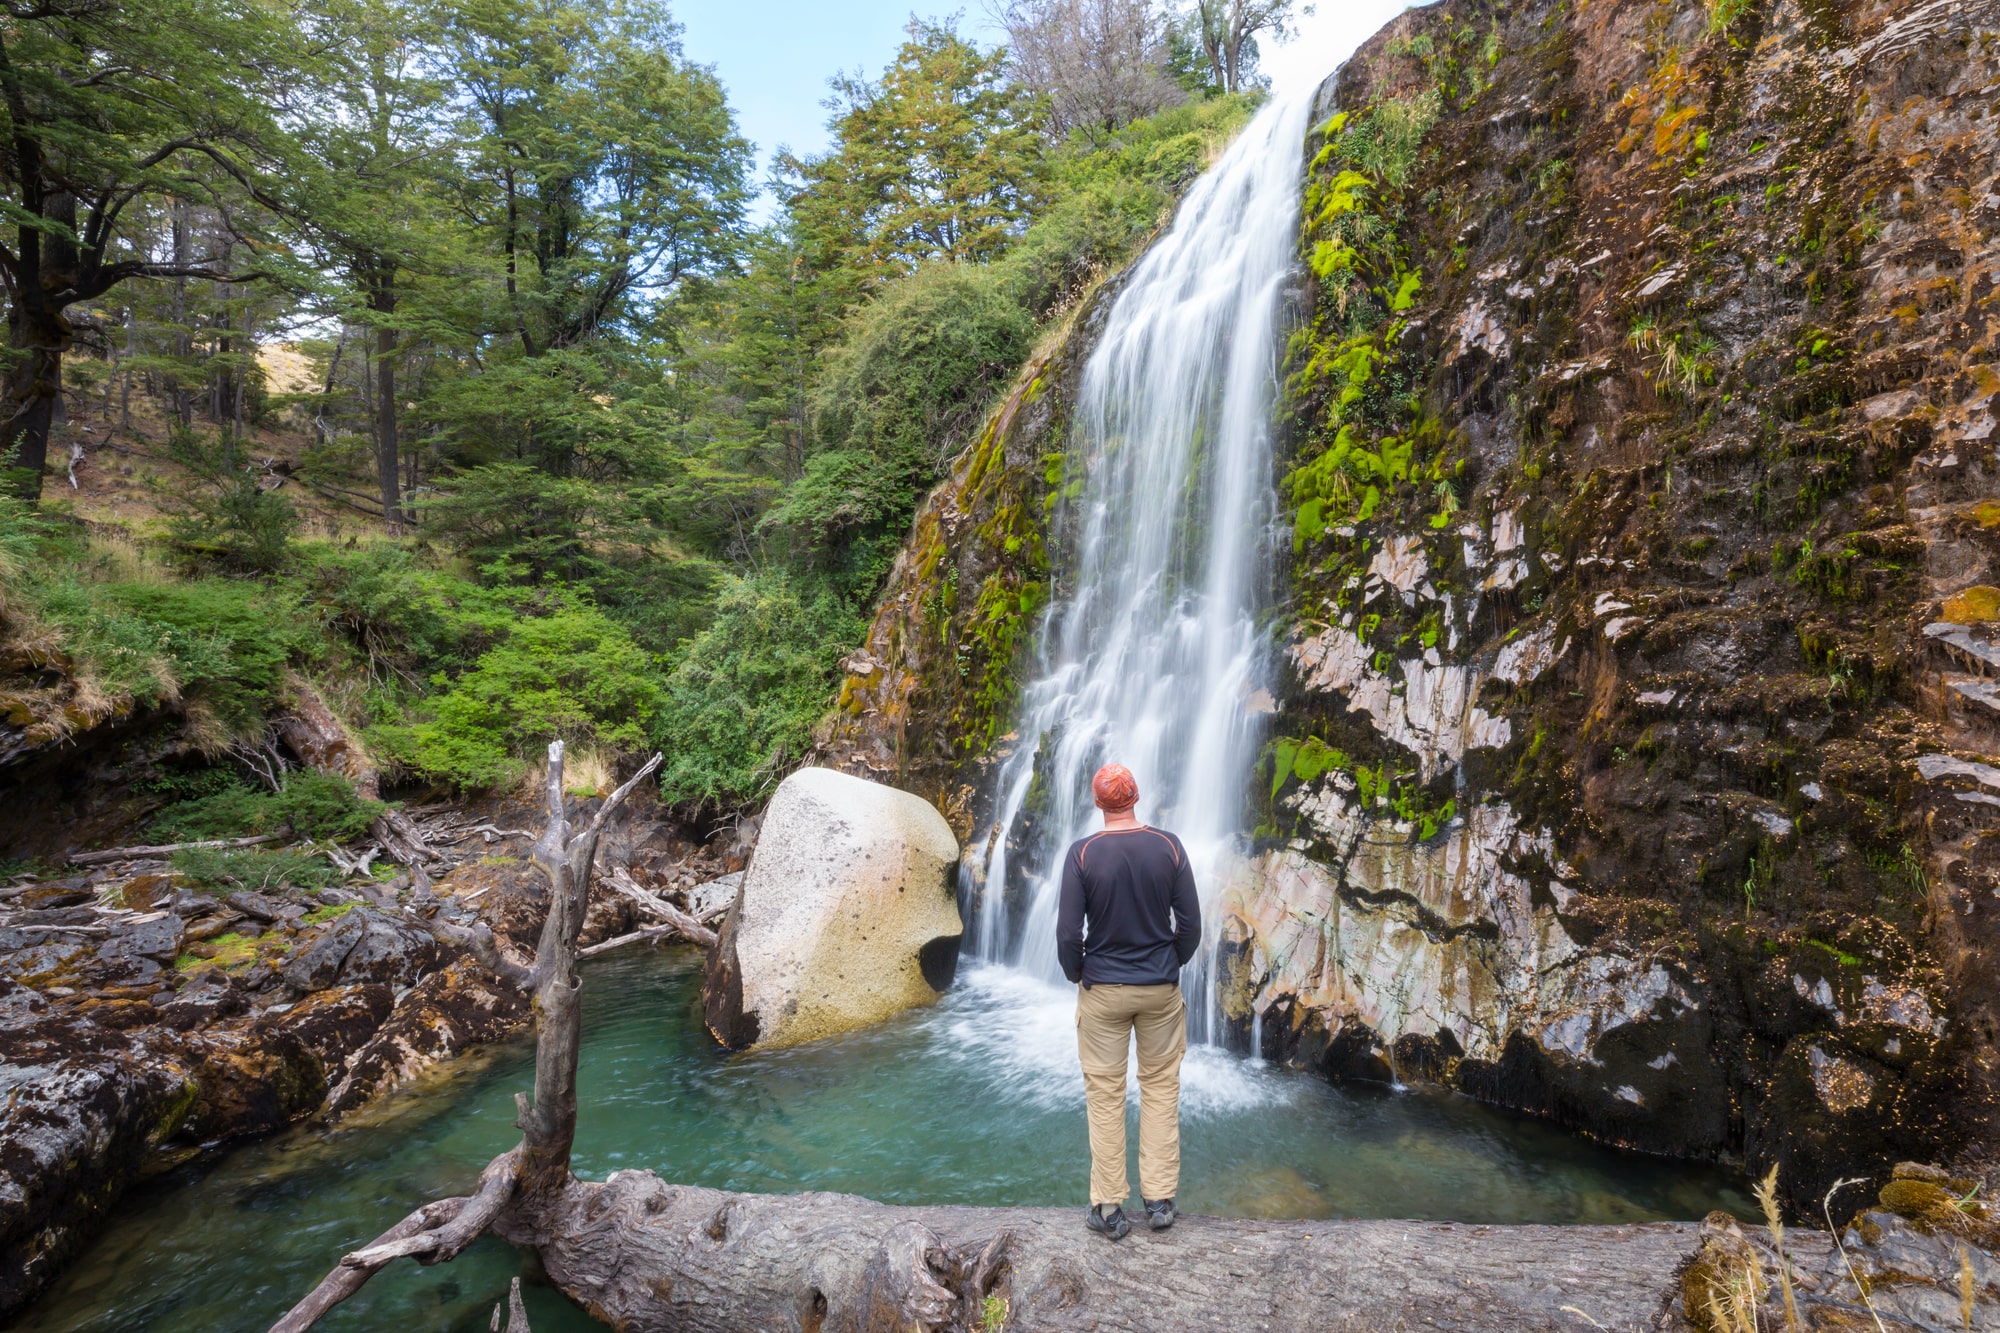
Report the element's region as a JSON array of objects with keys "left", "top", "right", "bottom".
[{"left": 969, "top": 87, "right": 1316, "bottom": 1045}]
